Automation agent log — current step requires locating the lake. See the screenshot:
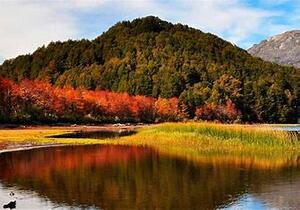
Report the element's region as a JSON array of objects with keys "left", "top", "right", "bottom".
[
  {"left": 1, "top": 145, "right": 300, "bottom": 210},
  {"left": 272, "top": 125, "right": 300, "bottom": 132}
]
